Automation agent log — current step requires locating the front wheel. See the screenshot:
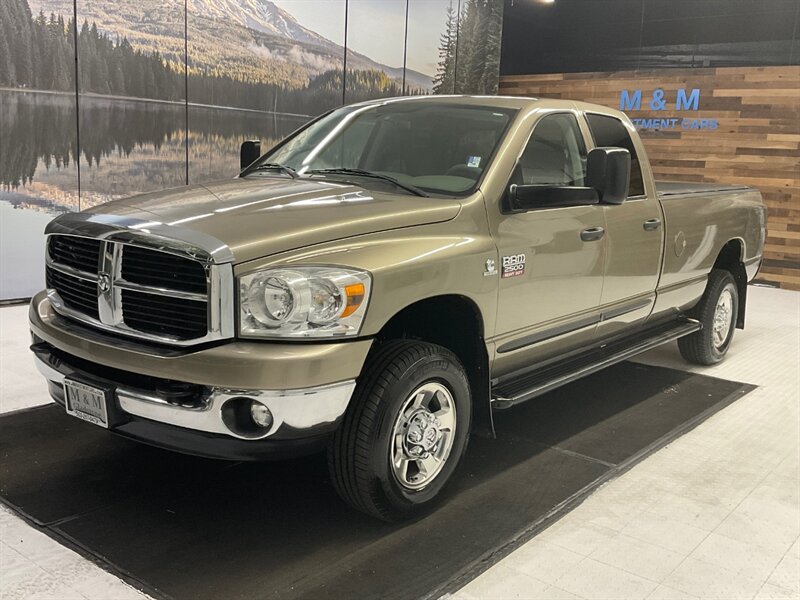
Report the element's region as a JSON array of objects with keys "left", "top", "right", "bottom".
[
  {"left": 678, "top": 269, "right": 739, "bottom": 365},
  {"left": 328, "top": 341, "right": 471, "bottom": 521}
]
